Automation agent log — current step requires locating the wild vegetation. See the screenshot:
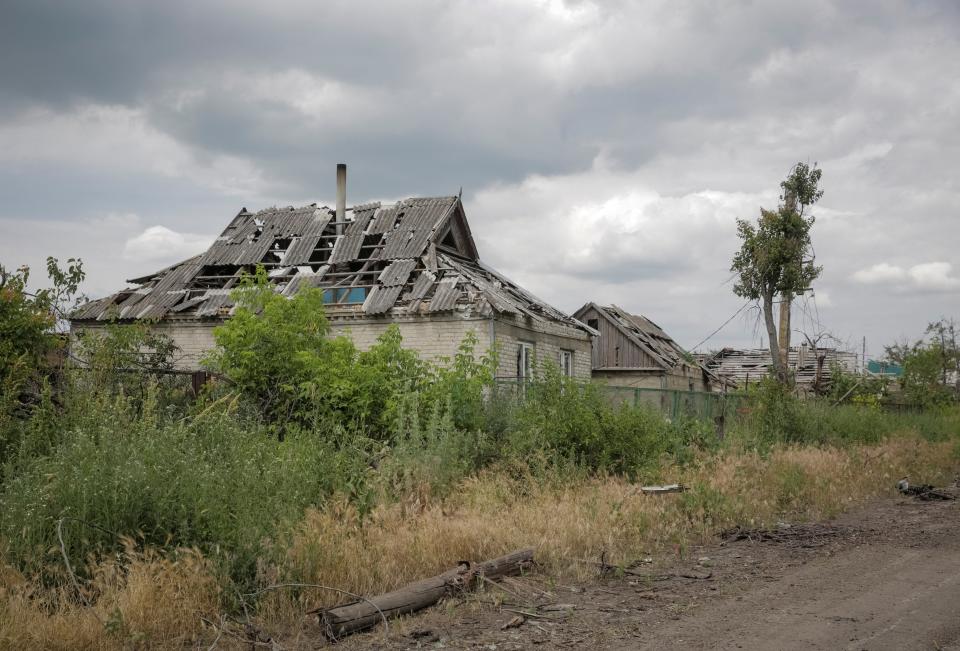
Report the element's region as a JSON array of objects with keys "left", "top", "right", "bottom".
[{"left": 0, "top": 263, "right": 958, "bottom": 649}]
